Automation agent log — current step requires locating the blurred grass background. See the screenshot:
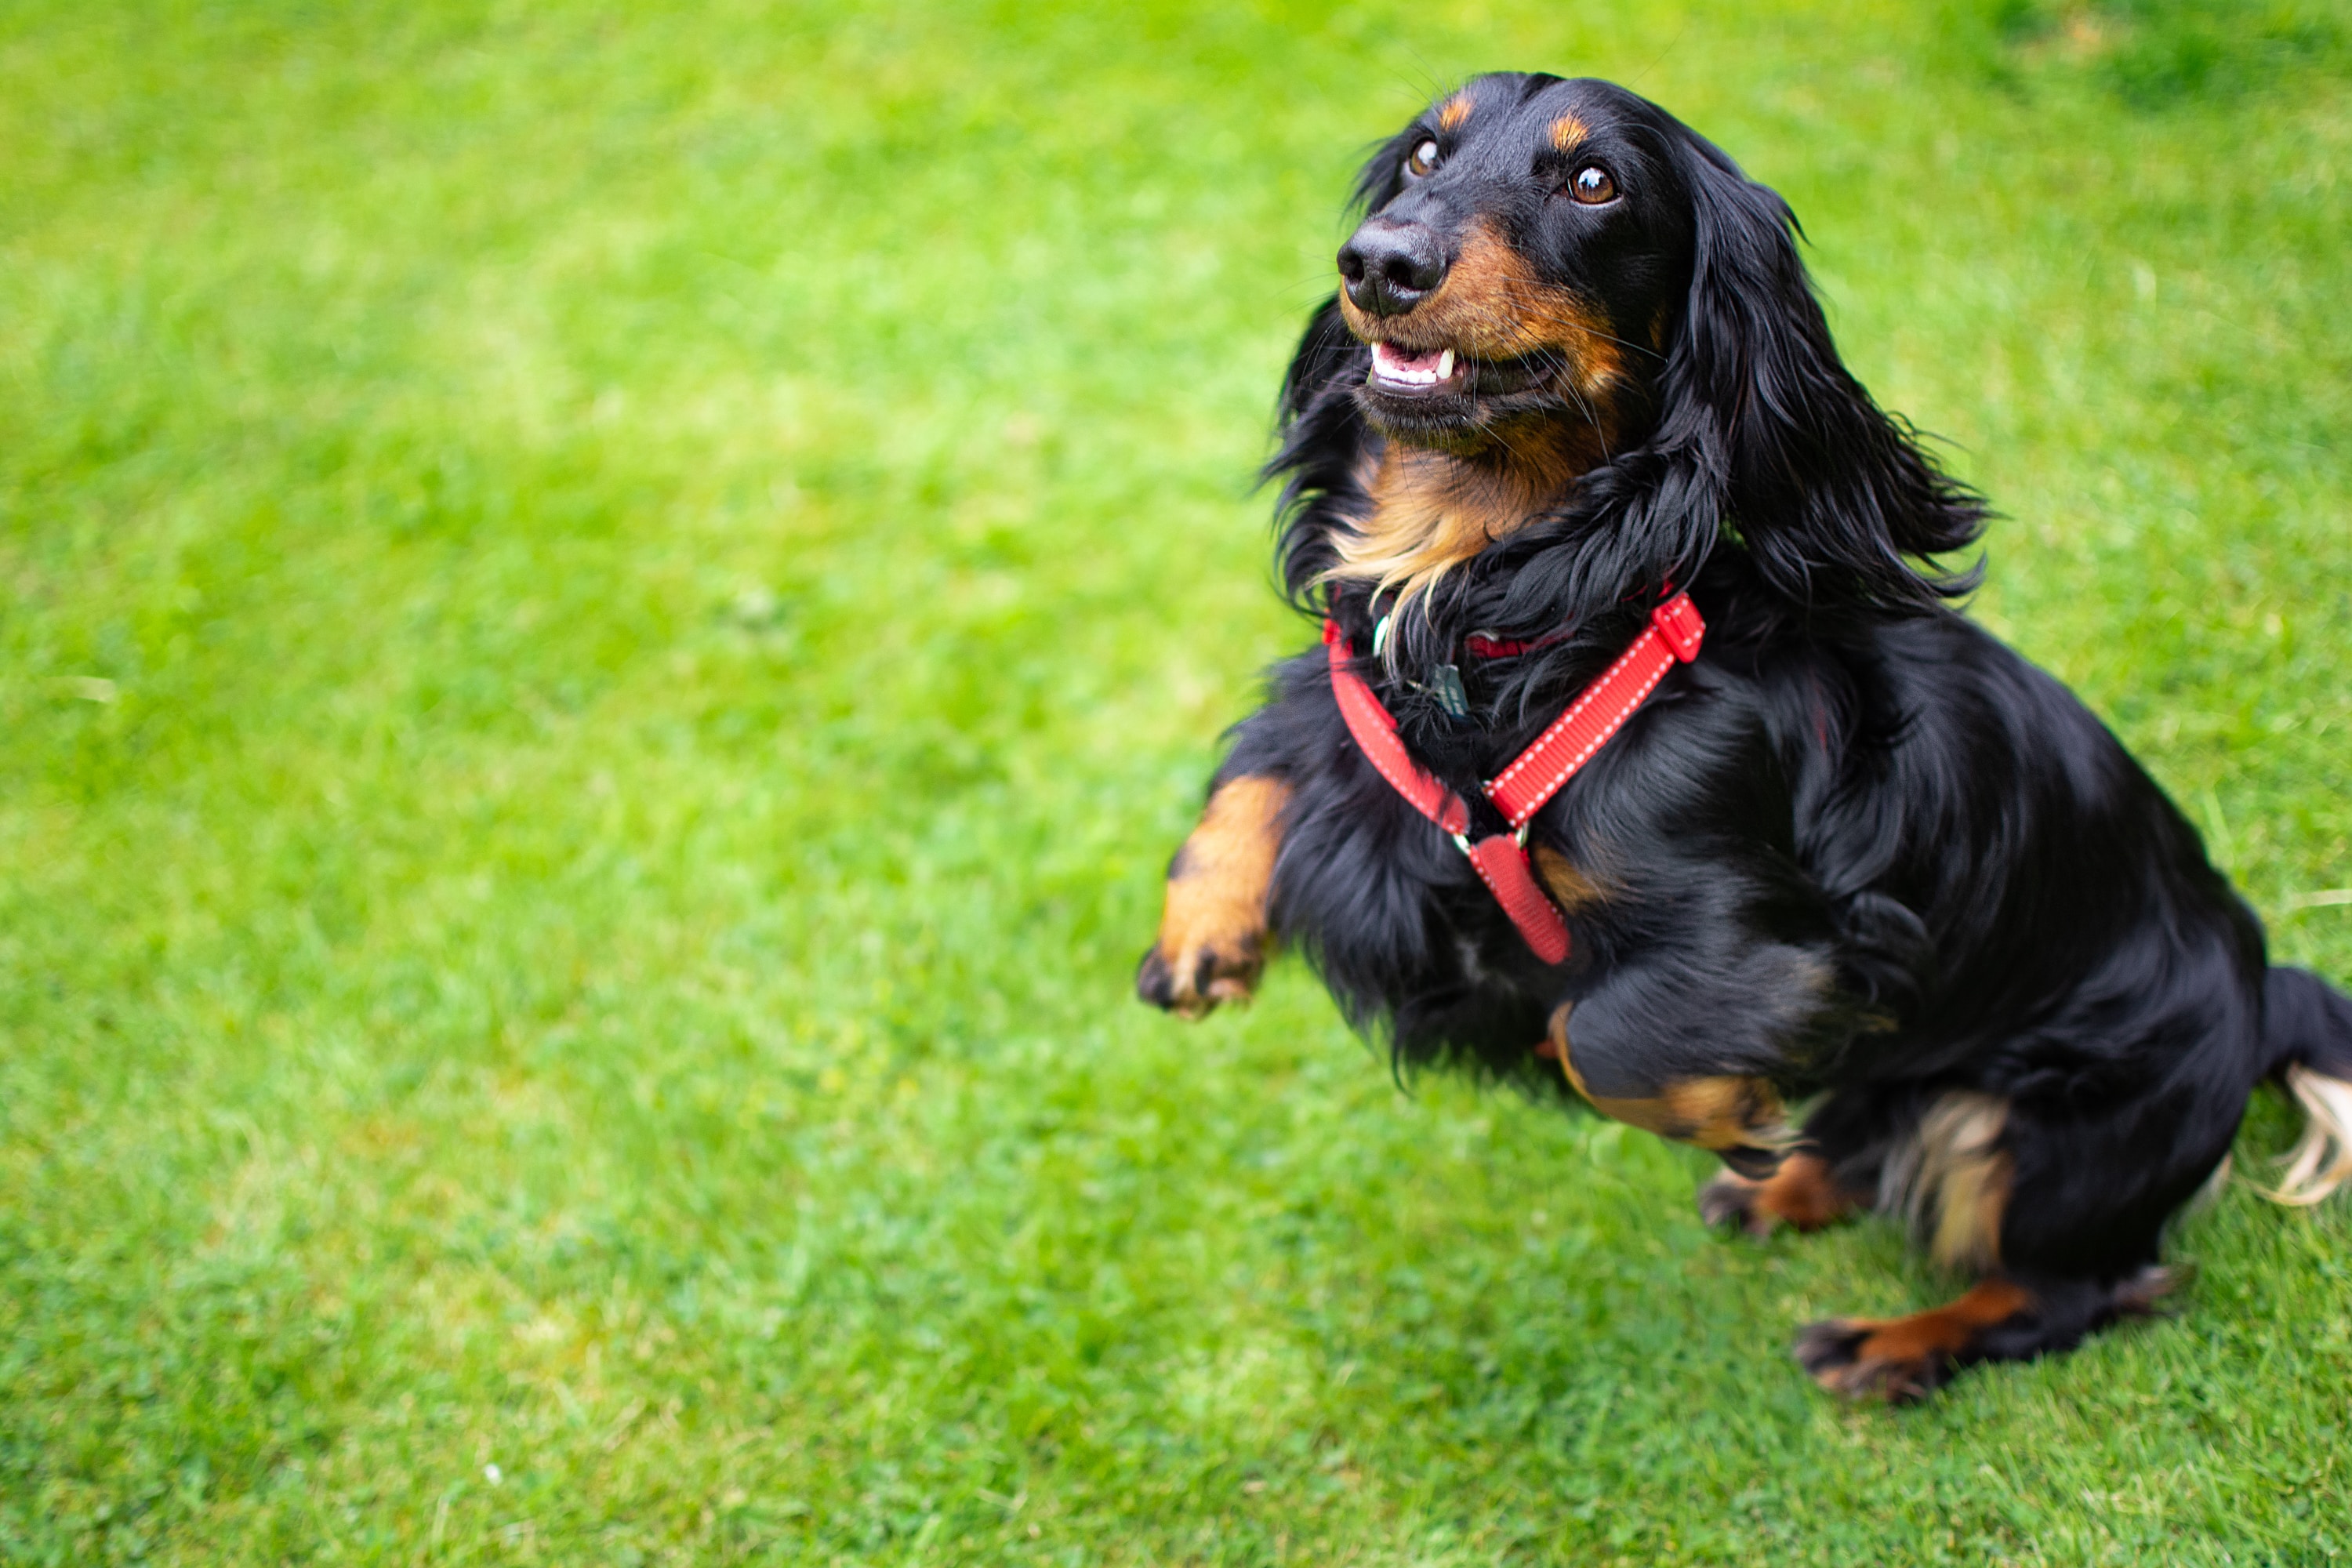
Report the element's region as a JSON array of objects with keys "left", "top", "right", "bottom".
[{"left": 2, "top": 0, "right": 2349, "bottom": 1562}]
